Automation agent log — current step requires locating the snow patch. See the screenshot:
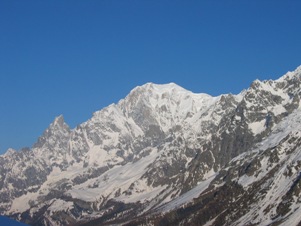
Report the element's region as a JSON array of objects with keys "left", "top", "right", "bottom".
[
  {"left": 249, "top": 119, "right": 266, "bottom": 134},
  {"left": 157, "top": 174, "right": 216, "bottom": 213}
]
